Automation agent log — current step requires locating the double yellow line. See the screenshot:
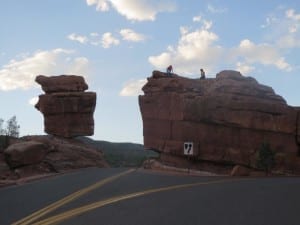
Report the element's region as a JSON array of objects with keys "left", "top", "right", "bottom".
[
  {"left": 12, "top": 169, "right": 135, "bottom": 225},
  {"left": 30, "top": 179, "right": 233, "bottom": 225},
  {"left": 13, "top": 169, "right": 245, "bottom": 225}
]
